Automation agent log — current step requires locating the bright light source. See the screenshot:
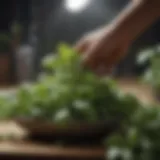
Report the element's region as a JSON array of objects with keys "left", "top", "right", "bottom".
[{"left": 65, "top": 0, "right": 91, "bottom": 13}]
